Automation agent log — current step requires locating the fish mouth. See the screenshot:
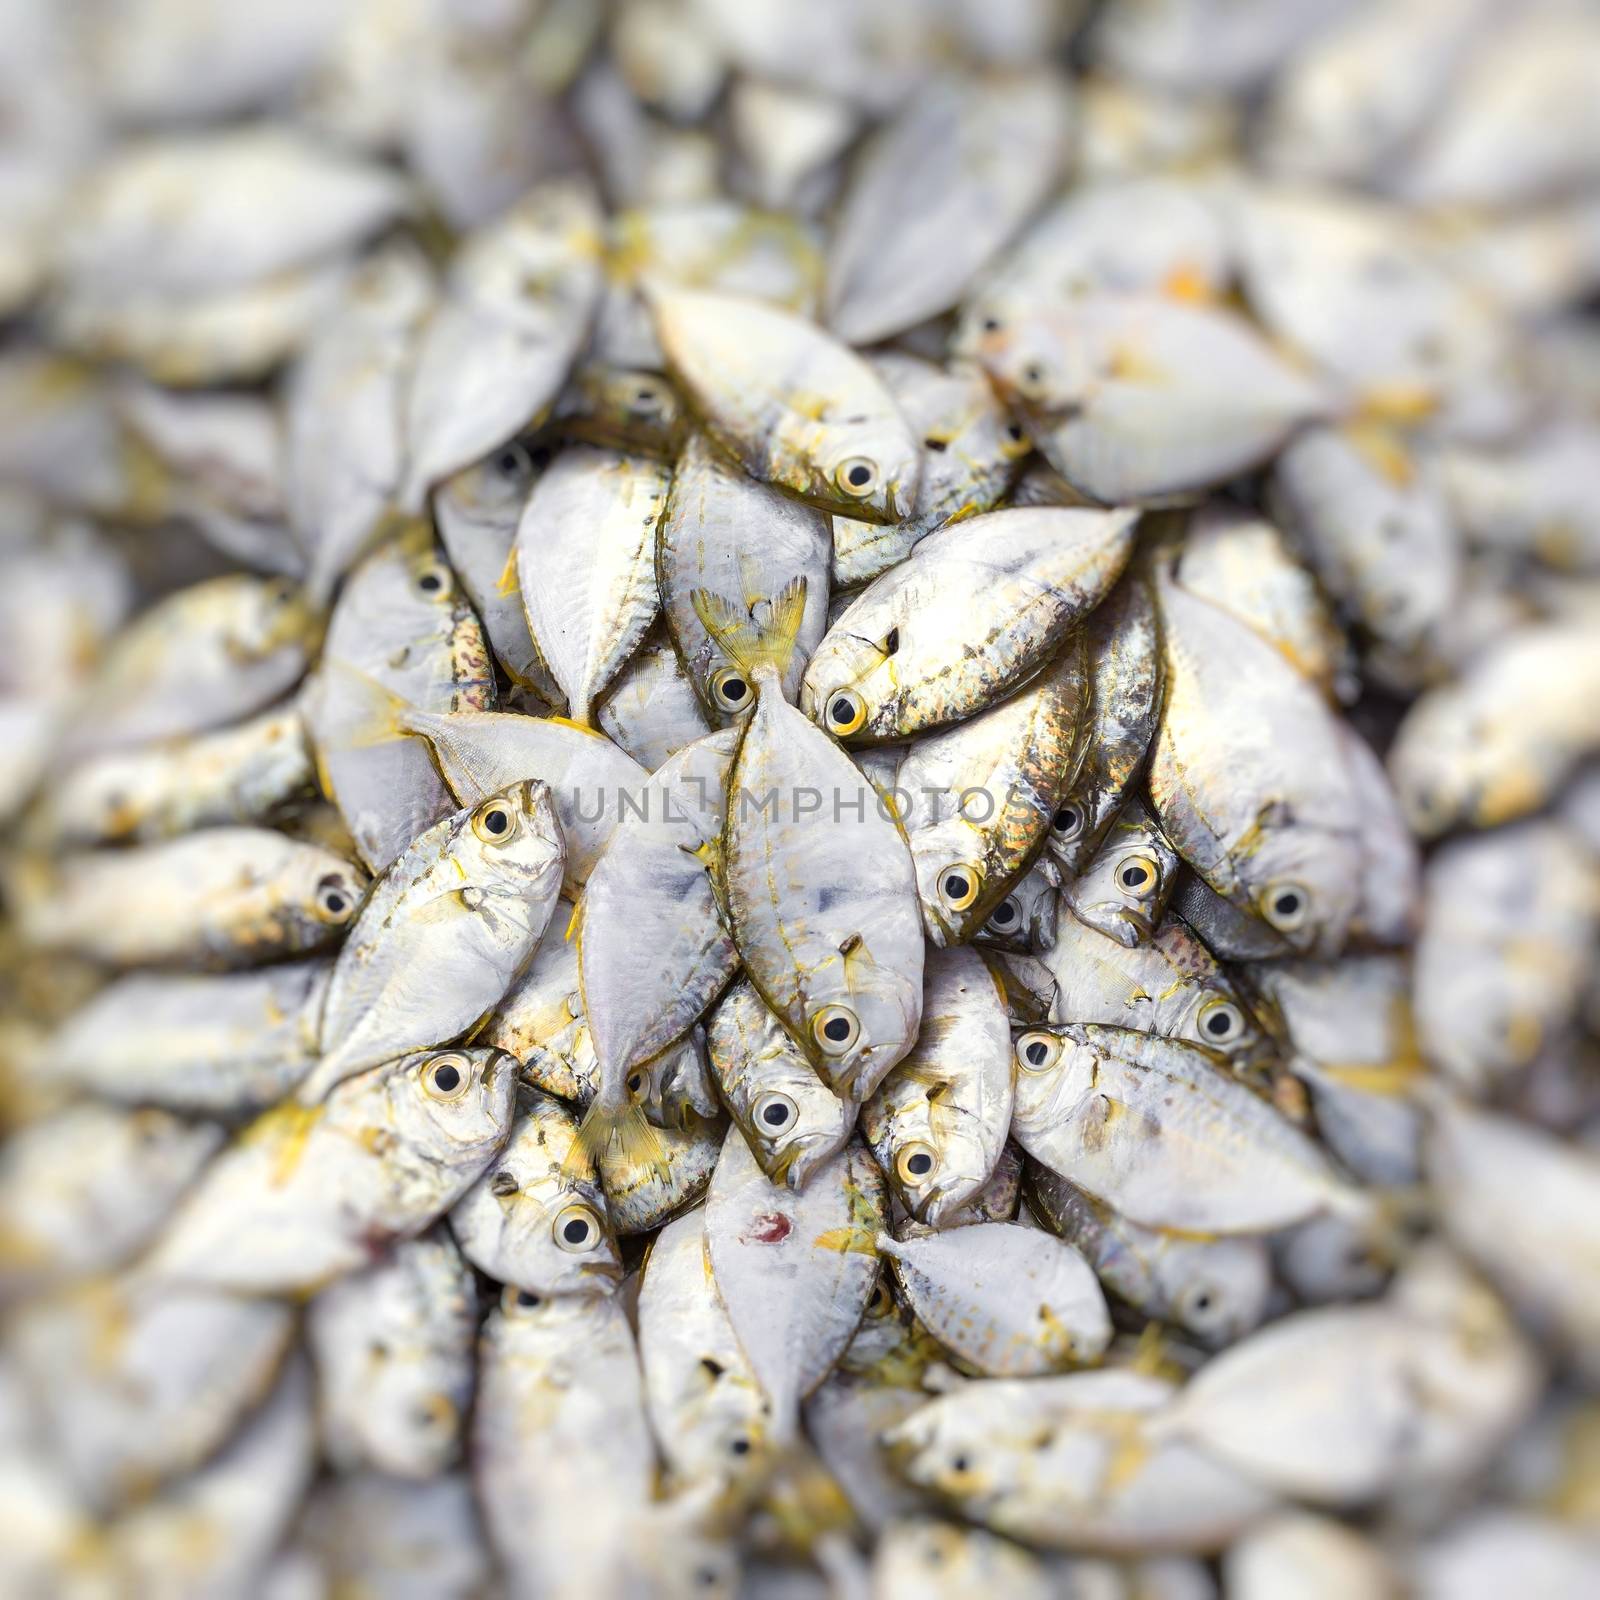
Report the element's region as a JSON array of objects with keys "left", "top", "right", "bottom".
[
  {"left": 578, "top": 1259, "right": 624, "bottom": 1285},
  {"left": 776, "top": 1130, "right": 839, "bottom": 1191}
]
